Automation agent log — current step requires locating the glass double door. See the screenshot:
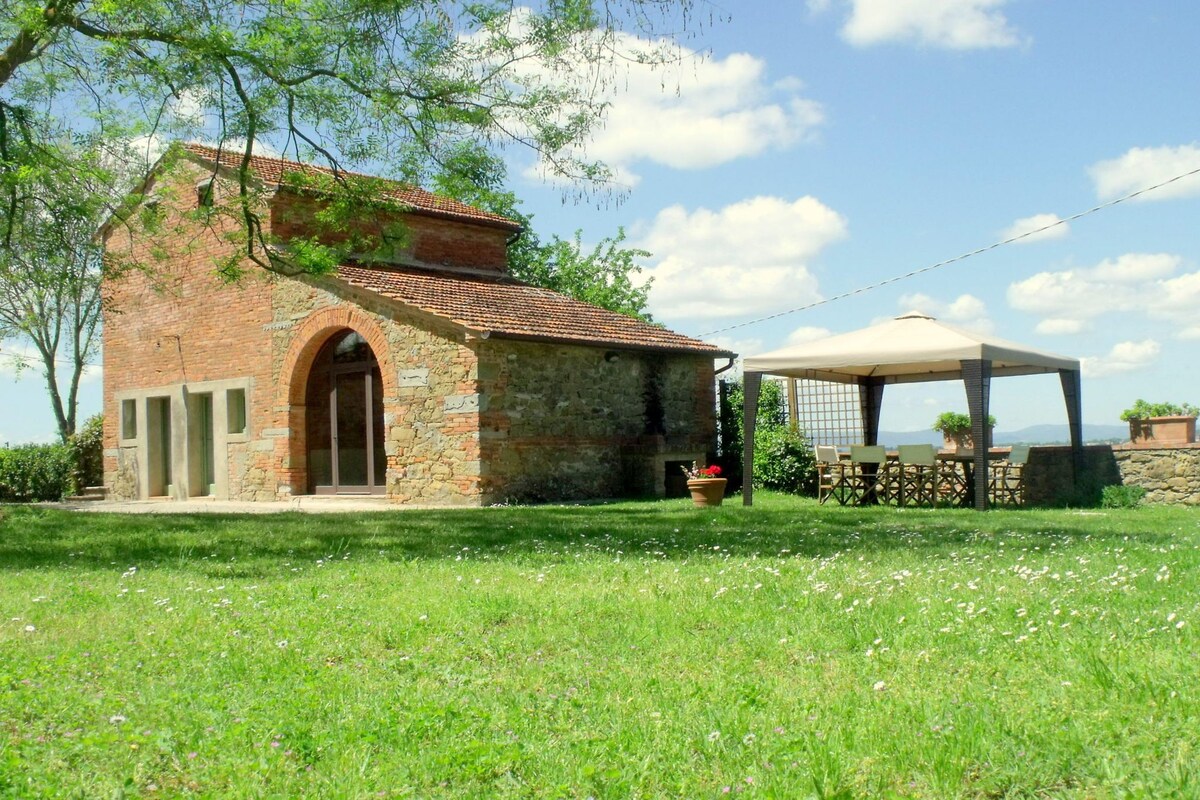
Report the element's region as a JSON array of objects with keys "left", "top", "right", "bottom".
[
  {"left": 307, "top": 330, "right": 387, "bottom": 495},
  {"left": 311, "top": 363, "right": 386, "bottom": 495},
  {"left": 331, "top": 366, "right": 385, "bottom": 492}
]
